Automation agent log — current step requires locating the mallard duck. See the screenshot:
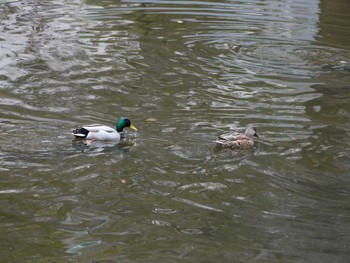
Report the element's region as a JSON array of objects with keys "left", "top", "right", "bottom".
[
  {"left": 215, "top": 127, "right": 258, "bottom": 150},
  {"left": 72, "top": 117, "right": 137, "bottom": 142}
]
